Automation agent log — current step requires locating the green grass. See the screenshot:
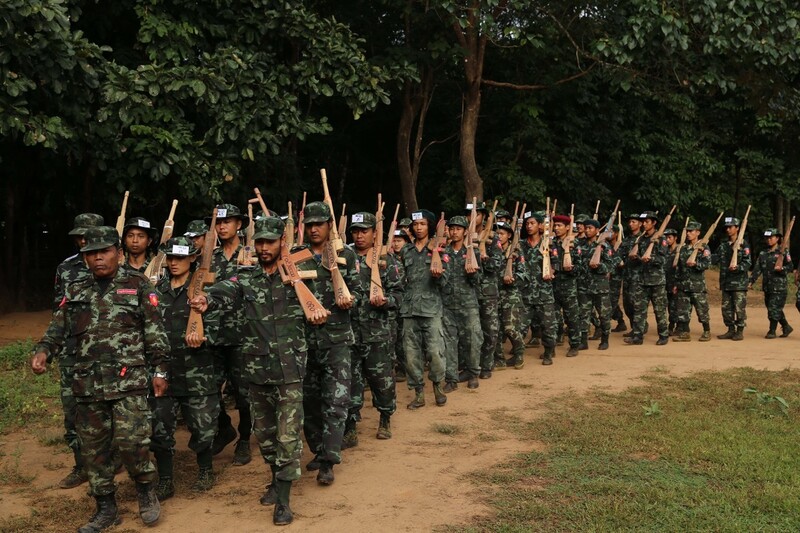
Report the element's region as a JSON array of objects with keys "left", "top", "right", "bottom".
[
  {"left": 462, "top": 368, "right": 800, "bottom": 532},
  {"left": 0, "top": 341, "right": 61, "bottom": 433}
]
